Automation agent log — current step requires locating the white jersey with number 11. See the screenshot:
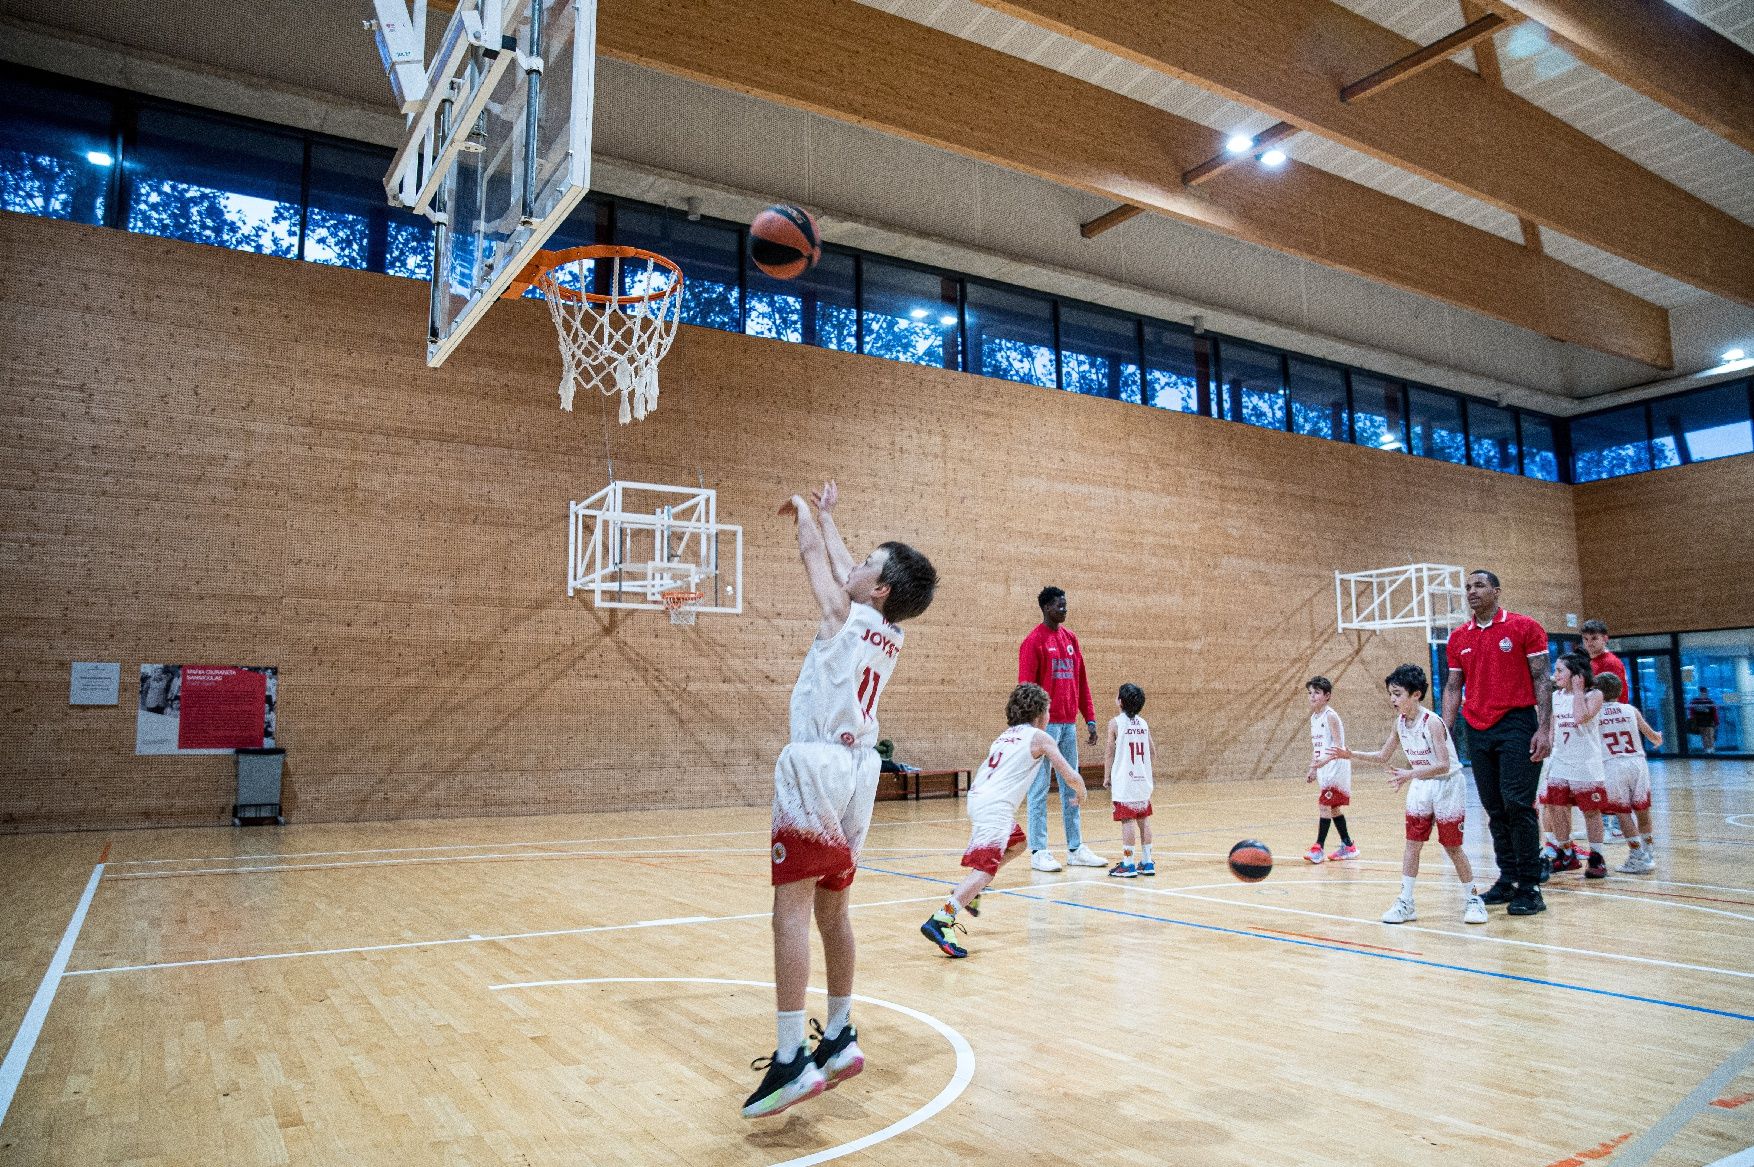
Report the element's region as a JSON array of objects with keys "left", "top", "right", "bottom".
[{"left": 788, "top": 602, "right": 904, "bottom": 749}]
